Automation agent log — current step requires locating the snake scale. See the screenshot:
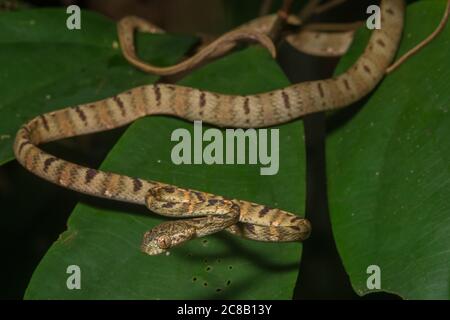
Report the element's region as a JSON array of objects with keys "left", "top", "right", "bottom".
[{"left": 14, "top": 0, "right": 404, "bottom": 255}]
